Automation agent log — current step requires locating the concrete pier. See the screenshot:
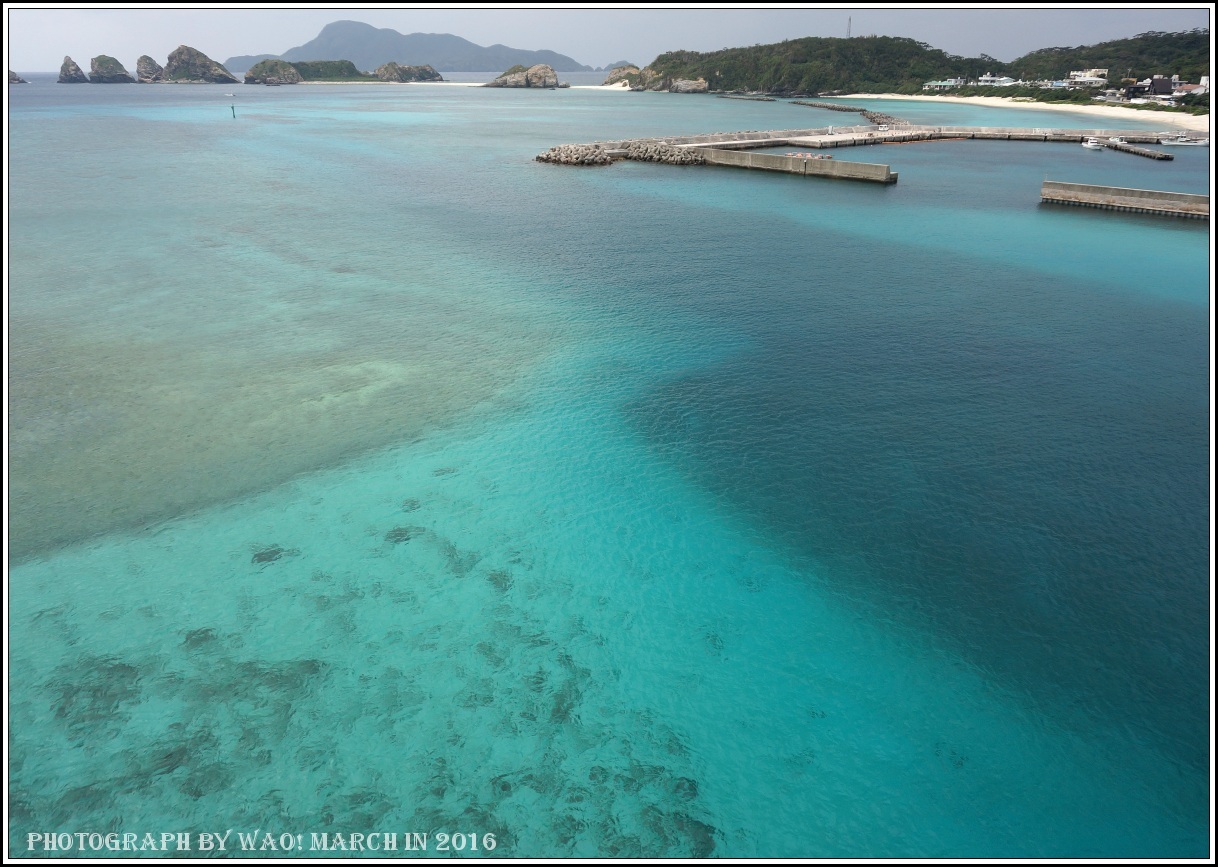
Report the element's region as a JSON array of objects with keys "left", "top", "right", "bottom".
[
  {"left": 541, "top": 124, "right": 1195, "bottom": 186},
  {"left": 701, "top": 148, "right": 897, "bottom": 183},
  {"left": 1102, "top": 140, "right": 1173, "bottom": 159},
  {"left": 1040, "top": 181, "right": 1208, "bottom": 219}
]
